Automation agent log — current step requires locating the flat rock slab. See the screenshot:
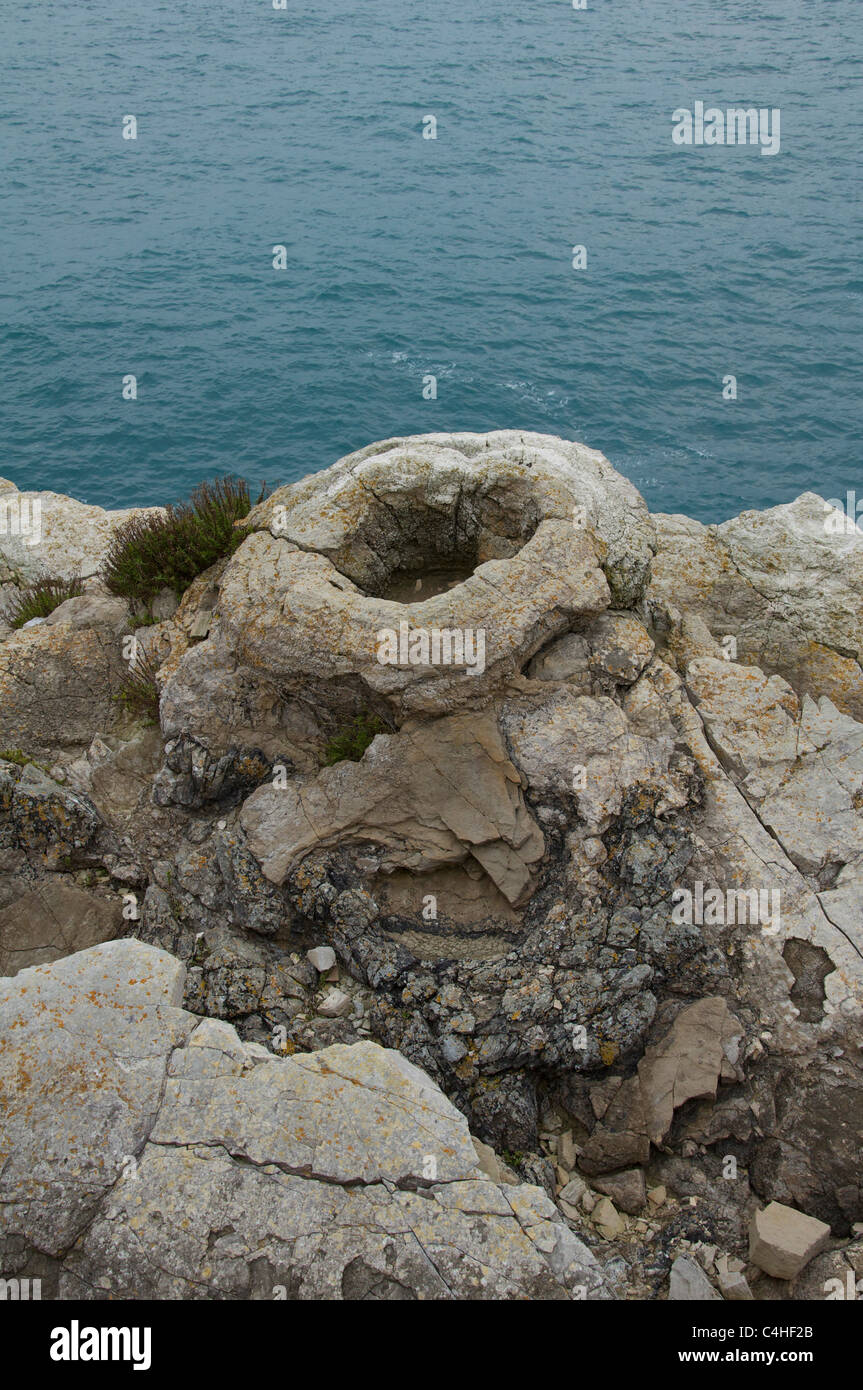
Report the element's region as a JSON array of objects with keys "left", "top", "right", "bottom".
[
  {"left": 0, "top": 939, "right": 612, "bottom": 1301},
  {"left": 240, "top": 711, "right": 544, "bottom": 905},
  {"left": 0, "top": 880, "right": 121, "bottom": 976}
]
